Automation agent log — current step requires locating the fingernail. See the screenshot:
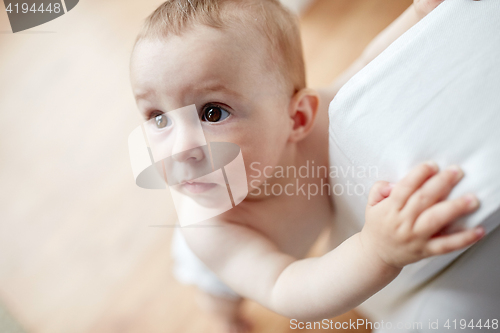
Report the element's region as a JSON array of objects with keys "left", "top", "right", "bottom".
[
  {"left": 425, "top": 161, "right": 439, "bottom": 172},
  {"left": 447, "top": 165, "right": 464, "bottom": 180},
  {"left": 475, "top": 226, "right": 485, "bottom": 237},
  {"left": 464, "top": 194, "right": 479, "bottom": 208}
]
